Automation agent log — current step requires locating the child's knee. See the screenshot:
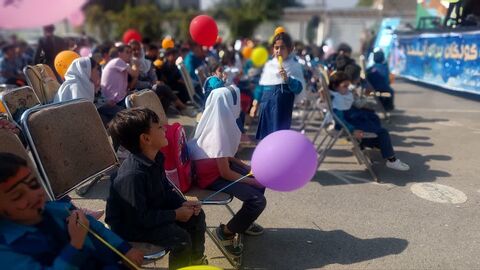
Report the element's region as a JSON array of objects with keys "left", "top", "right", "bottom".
[{"left": 248, "top": 194, "right": 267, "bottom": 213}]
